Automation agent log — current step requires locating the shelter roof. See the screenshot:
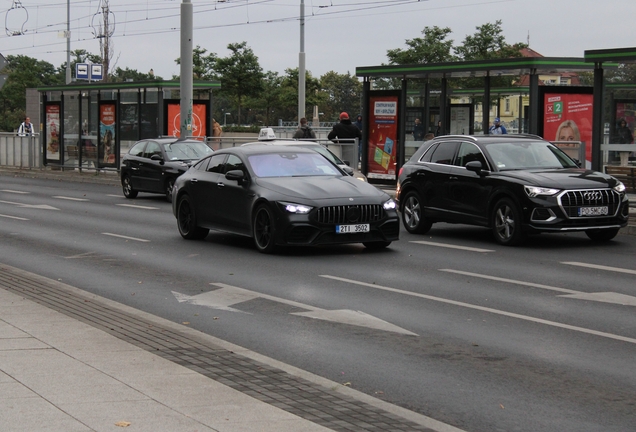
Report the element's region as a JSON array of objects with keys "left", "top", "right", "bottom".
[
  {"left": 356, "top": 57, "right": 596, "bottom": 80},
  {"left": 37, "top": 80, "right": 221, "bottom": 92},
  {"left": 584, "top": 47, "right": 636, "bottom": 64}
]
